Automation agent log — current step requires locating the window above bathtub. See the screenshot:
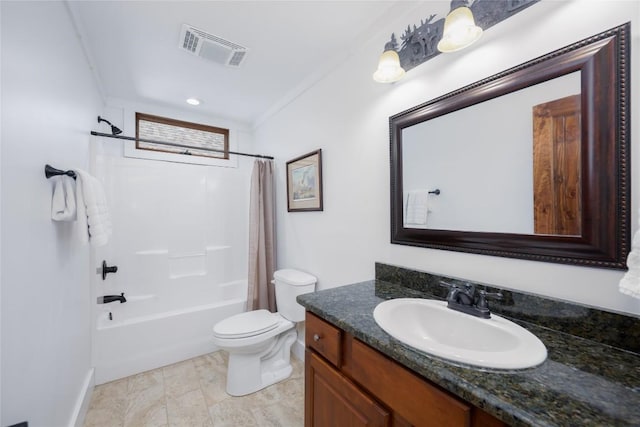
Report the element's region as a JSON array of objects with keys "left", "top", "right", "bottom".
[
  {"left": 136, "top": 112, "right": 229, "bottom": 159},
  {"left": 122, "top": 112, "right": 237, "bottom": 167}
]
